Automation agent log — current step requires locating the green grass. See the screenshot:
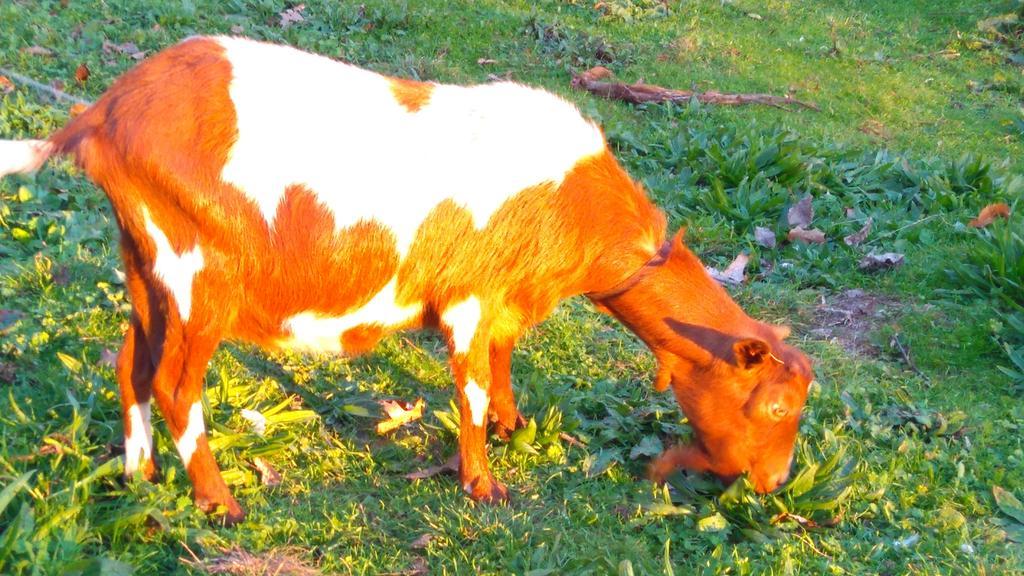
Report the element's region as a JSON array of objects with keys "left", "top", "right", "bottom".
[{"left": 2, "top": 0, "right": 1024, "bottom": 574}]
